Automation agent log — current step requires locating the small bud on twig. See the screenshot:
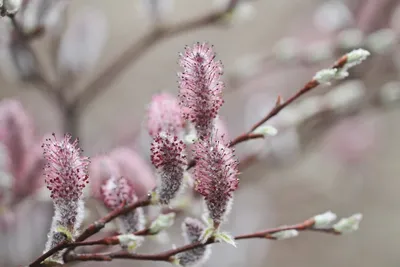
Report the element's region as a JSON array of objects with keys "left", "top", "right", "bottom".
[
  {"left": 252, "top": 125, "right": 278, "bottom": 137},
  {"left": 313, "top": 211, "right": 337, "bottom": 229},
  {"left": 270, "top": 229, "right": 299, "bottom": 240},
  {"left": 117, "top": 234, "right": 144, "bottom": 253},
  {"left": 149, "top": 212, "right": 176, "bottom": 235},
  {"left": 333, "top": 213, "right": 363, "bottom": 234}
]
